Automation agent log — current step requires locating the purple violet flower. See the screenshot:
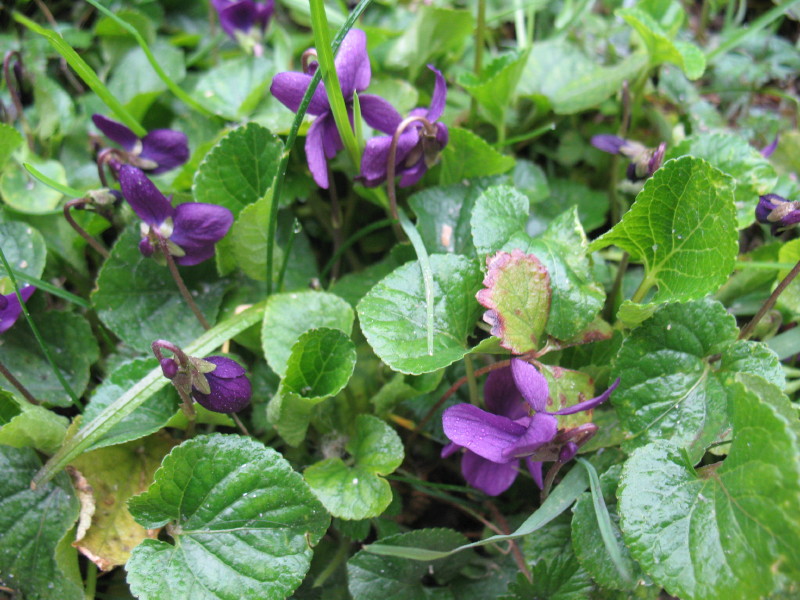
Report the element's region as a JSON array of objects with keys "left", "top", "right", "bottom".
[
  {"left": 359, "top": 65, "right": 449, "bottom": 188},
  {"left": 191, "top": 356, "right": 252, "bottom": 413},
  {"left": 0, "top": 286, "right": 35, "bottom": 335},
  {"left": 118, "top": 165, "right": 233, "bottom": 266},
  {"left": 441, "top": 359, "right": 619, "bottom": 496},
  {"left": 756, "top": 193, "right": 800, "bottom": 235},
  {"left": 211, "top": 0, "right": 274, "bottom": 55},
  {"left": 92, "top": 114, "right": 189, "bottom": 175},
  {"left": 270, "top": 29, "right": 400, "bottom": 189},
  {"left": 591, "top": 134, "right": 666, "bottom": 182},
  {"left": 761, "top": 135, "right": 779, "bottom": 158}
]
